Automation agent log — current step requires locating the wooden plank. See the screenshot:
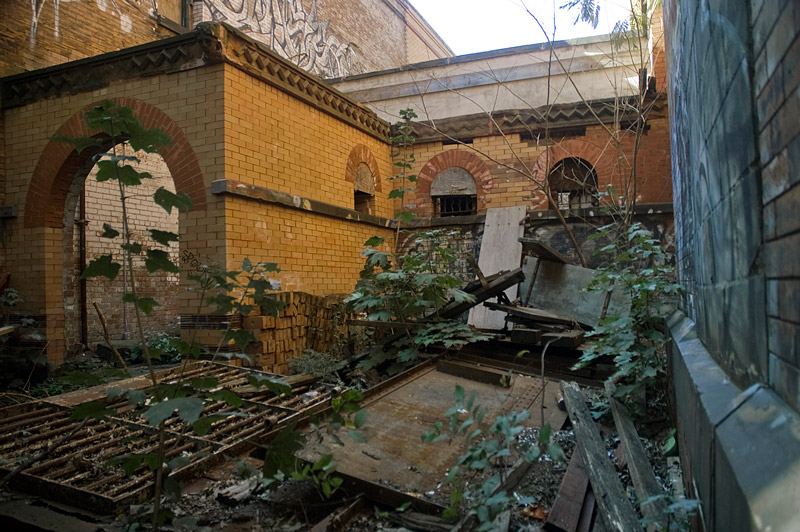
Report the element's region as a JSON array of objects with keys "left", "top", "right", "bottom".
[
  {"left": 484, "top": 302, "right": 577, "bottom": 326},
  {"left": 436, "top": 268, "right": 525, "bottom": 320},
  {"left": 559, "top": 382, "right": 641, "bottom": 532},
  {"left": 469, "top": 206, "right": 527, "bottom": 330},
  {"left": 519, "top": 238, "right": 570, "bottom": 263},
  {"left": 544, "top": 451, "right": 590, "bottom": 532},
  {"left": 605, "top": 382, "right": 667, "bottom": 531},
  {"left": 437, "top": 359, "right": 512, "bottom": 387},
  {"left": 510, "top": 327, "right": 543, "bottom": 345},
  {"left": 542, "top": 330, "right": 585, "bottom": 348},
  {"left": 0, "top": 325, "right": 15, "bottom": 337}
]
